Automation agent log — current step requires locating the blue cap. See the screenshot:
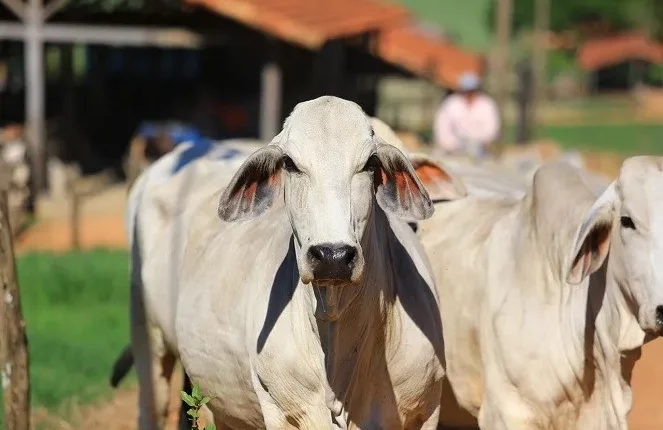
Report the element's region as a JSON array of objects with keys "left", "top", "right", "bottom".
[{"left": 458, "top": 71, "right": 480, "bottom": 91}]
